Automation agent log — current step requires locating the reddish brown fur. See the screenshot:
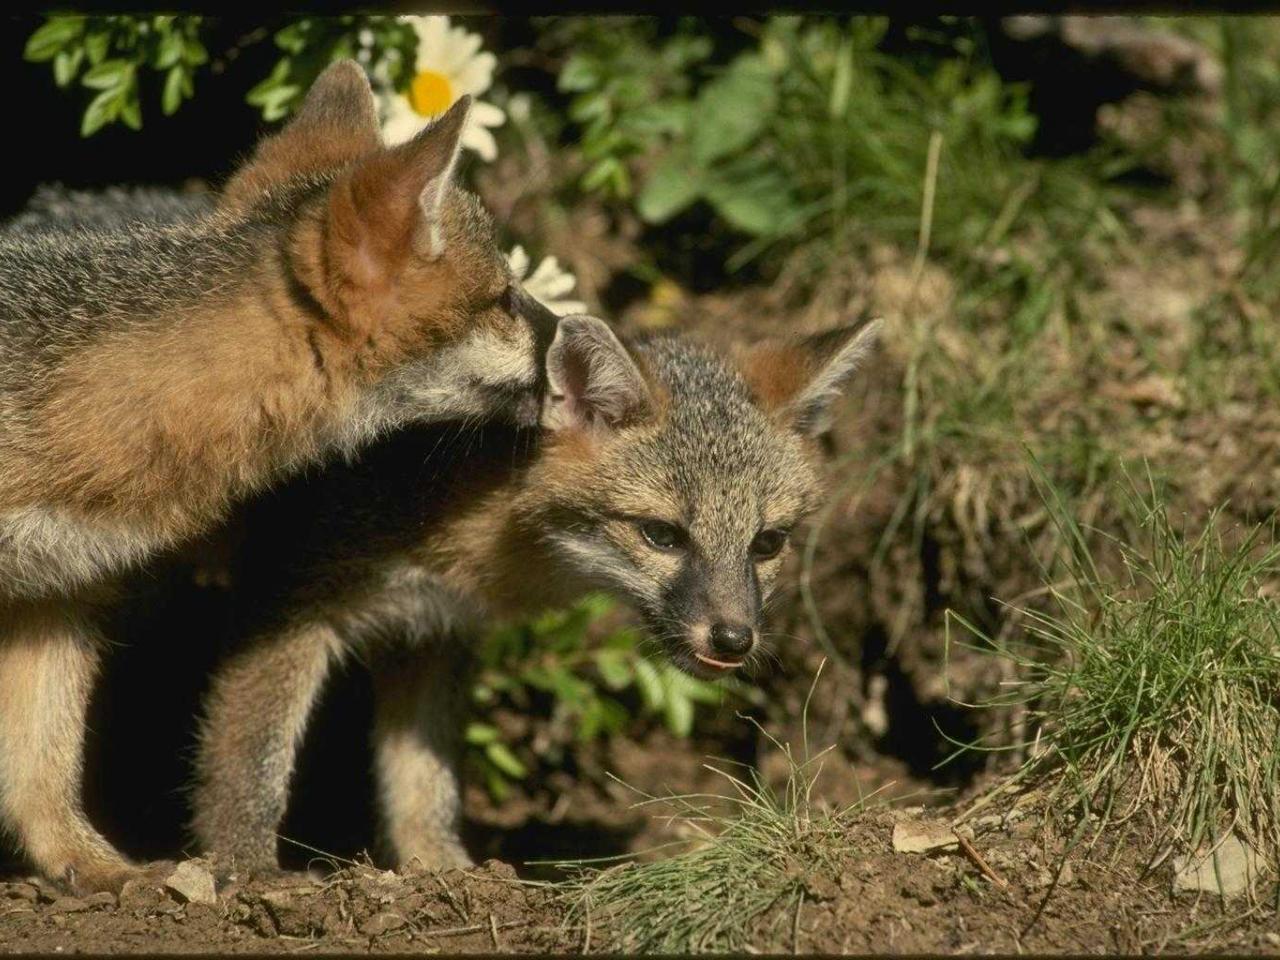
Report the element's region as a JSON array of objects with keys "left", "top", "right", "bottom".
[
  {"left": 738, "top": 341, "right": 818, "bottom": 416},
  {"left": 218, "top": 61, "right": 381, "bottom": 216}
]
